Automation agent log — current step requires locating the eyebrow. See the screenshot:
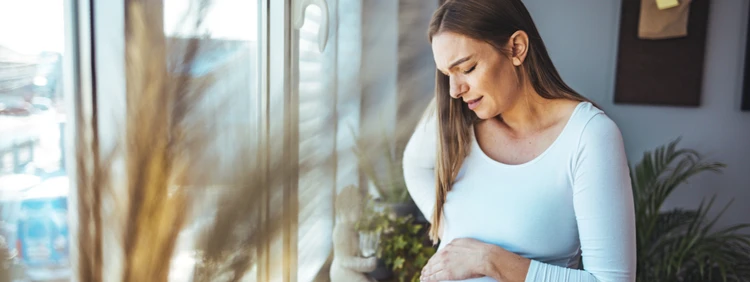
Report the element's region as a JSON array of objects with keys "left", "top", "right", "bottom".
[{"left": 448, "top": 55, "right": 472, "bottom": 70}]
